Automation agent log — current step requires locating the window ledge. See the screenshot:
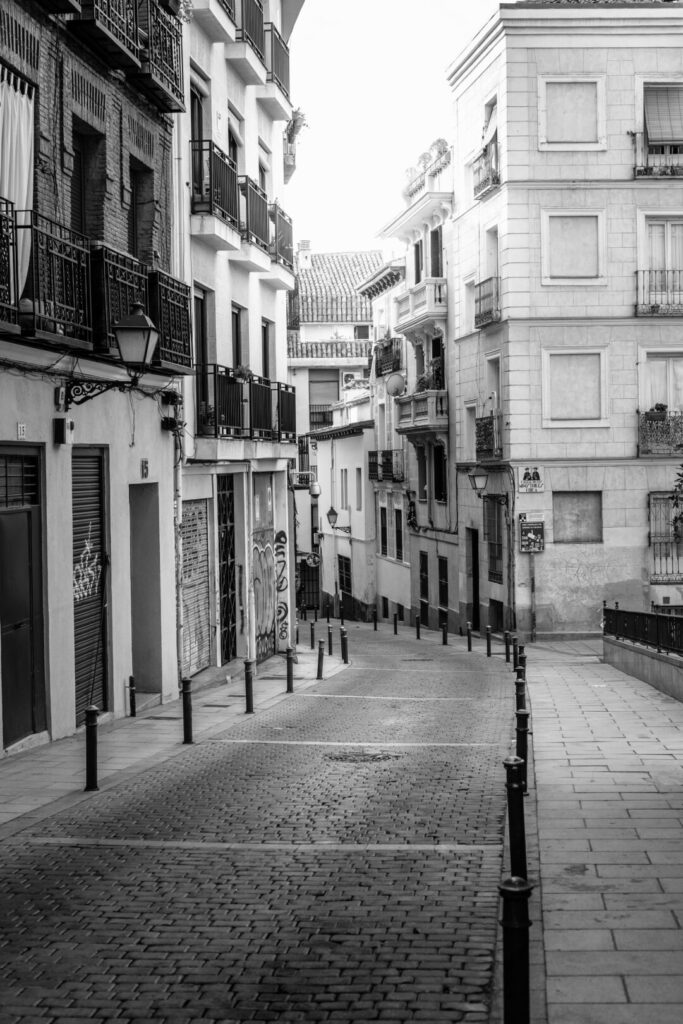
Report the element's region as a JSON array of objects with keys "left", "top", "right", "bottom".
[{"left": 542, "top": 418, "right": 610, "bottom": 429}]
